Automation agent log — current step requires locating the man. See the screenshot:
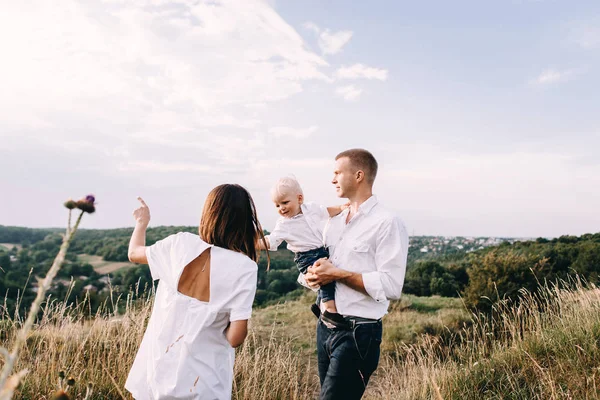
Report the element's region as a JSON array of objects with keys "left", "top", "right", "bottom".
[{"left": 305, "top": 148, "right": 408, "bottom": 400}]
